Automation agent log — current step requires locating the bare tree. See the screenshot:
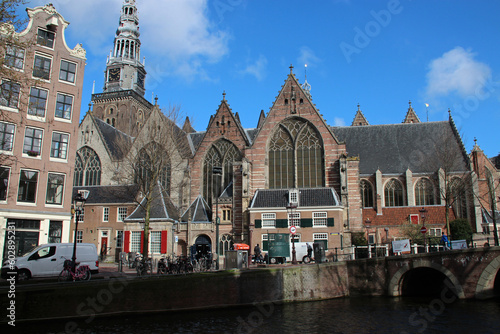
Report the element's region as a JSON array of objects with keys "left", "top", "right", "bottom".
[{"left": 115, "top": 104, "right": 191, "bottom": 260}]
